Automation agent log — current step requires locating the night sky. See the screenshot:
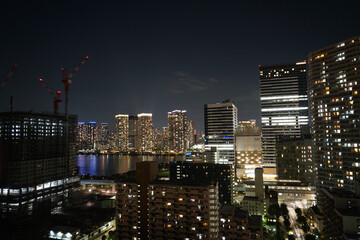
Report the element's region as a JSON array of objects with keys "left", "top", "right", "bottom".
[{"left": 1, "top": 1, "right": 359, "bottom": 131}]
